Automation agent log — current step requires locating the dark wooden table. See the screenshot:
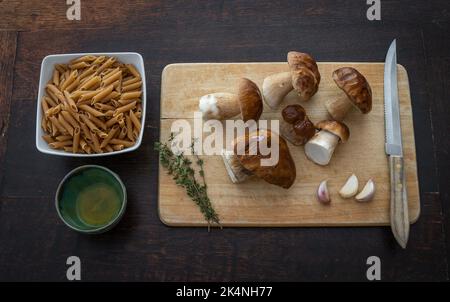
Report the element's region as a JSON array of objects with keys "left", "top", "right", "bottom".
[{"left": 0, "top": 1, "right": 449, "bottom": 282}]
